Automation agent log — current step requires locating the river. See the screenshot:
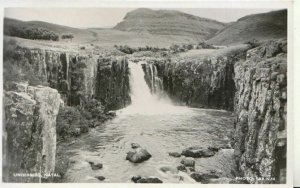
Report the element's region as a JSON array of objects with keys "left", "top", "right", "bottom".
[{"left": 59, "top": 61, "right": 236, "bottom": 183}]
